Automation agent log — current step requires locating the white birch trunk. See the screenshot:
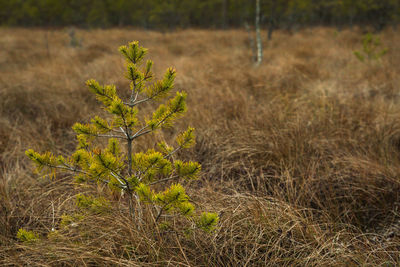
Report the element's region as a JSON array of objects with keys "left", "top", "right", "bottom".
[
  {"left": 245, "top": 22, "right": 257, "bottom": 63},
  {"left": 255, "top": 0, "right": 263, "bottom": 66}
]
